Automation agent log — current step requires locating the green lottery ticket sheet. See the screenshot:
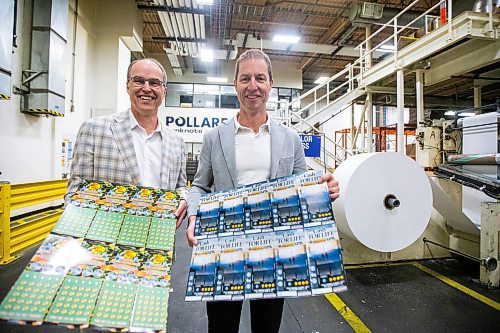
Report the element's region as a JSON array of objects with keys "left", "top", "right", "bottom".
[
  {"left": 0, "top": 180, "right": 178, "bottom": 331},
  {"left": 90, "top": 280, "right": 137, "bottom": 328},
  {"left": 0, "top": 271, "right": 64, "bottom": 322},
  {"left": 66, "top": 239, "right": 114, "bottom": 279},
  {"left": 108, "top": 245, "right": 144, "bottom": 284},
  {"left": 130, "top": 286, "right": 169, "bottom": 331},
  {"left": 27, "top": 234, "right": 85, "bottom": 276},
  {"left": 52, "top": 204, "right": 95, "bottom": 237},
  {"left": 105, "top": 184, "right": 139, "bottom": 204},
  {"left": 117, "top": 215, "right": 152, "bottom": 247},
  {"left": 141, "top": 249, "right": 173, "bottom": 288},
  {"left": 45, "top": 276, "right": 102, "bottom": 325},
  {"left": 75, "top": 180, "right": 114, "bottom": 201},
  {"left": 85, "top": 210, "right": 124, "bottom": 242},
  {"left": 146, "top": 218, "right": 176, "bottom": 250}
]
